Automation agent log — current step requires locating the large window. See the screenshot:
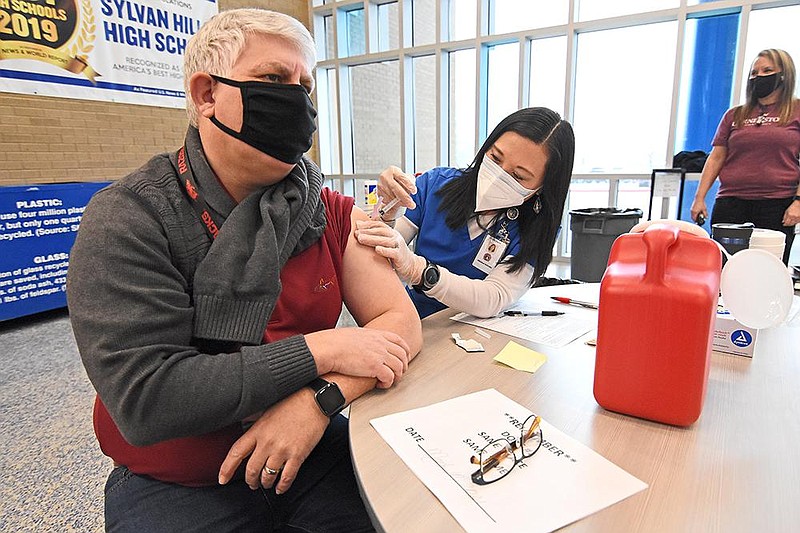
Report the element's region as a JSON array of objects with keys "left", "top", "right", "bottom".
[
  {"left": 446, "top": 0, "right": 477, "bottom": 41},
  {"left": 740, "top": 4, "right": 800, "bottom": 101},
  {"left": 490, "top": 0, "right": 568, "bottom": 34},
  {"left": 577, "top": 0, "right": 678, "bottom": 22},
  {"left": 349, "top": 61, "right": 401, "bottom": 173},
  {"left": 413, "top": 55, "right": 438, "bottom": 172},
  {"left": 448, "top": 48, "right": 476, "bottom": 168},
  {"left": 341, "top": 7, "right": 366, "bottom": 57},
  {"left": 376, "top": 1, "right": 400, "bottom": 51},
  {"left": 412, "top": 0, "right": 437, "bottom": 45},
  {"left": 573, "top": 22, "right": 677, "bottom": 173},
  {"left": 529, "top": 36, "right": 567, "bottom": 115},
  {"left": 312, "top": 0, "right": 795, "bottom": 260},
  {"left": 486, "top": 42, "right": 519, "bottom": 134},
  {"left": 674, "top": 13, "right": 738, "bottom": 153},
  {"left": 323, "top": 15, "right": 335, "bottom": 59},
  {"left": 316, "top": 68, "right": 340, "bottom": 175}
]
